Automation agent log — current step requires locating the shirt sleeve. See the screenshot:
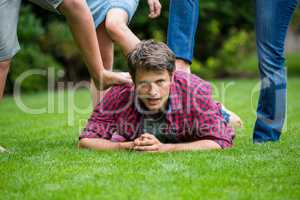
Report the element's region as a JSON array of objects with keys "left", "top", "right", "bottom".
[{"left": 79, "top": 85, "right": 131, "bottom": 142}]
